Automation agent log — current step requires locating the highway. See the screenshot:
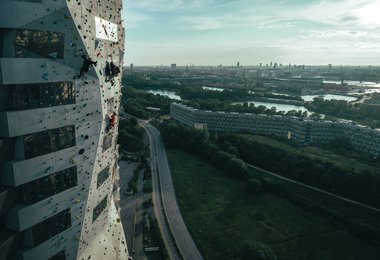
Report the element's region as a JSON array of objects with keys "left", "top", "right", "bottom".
[{"left": 140, "top": 120, "right": 203, "bottom": 260}]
